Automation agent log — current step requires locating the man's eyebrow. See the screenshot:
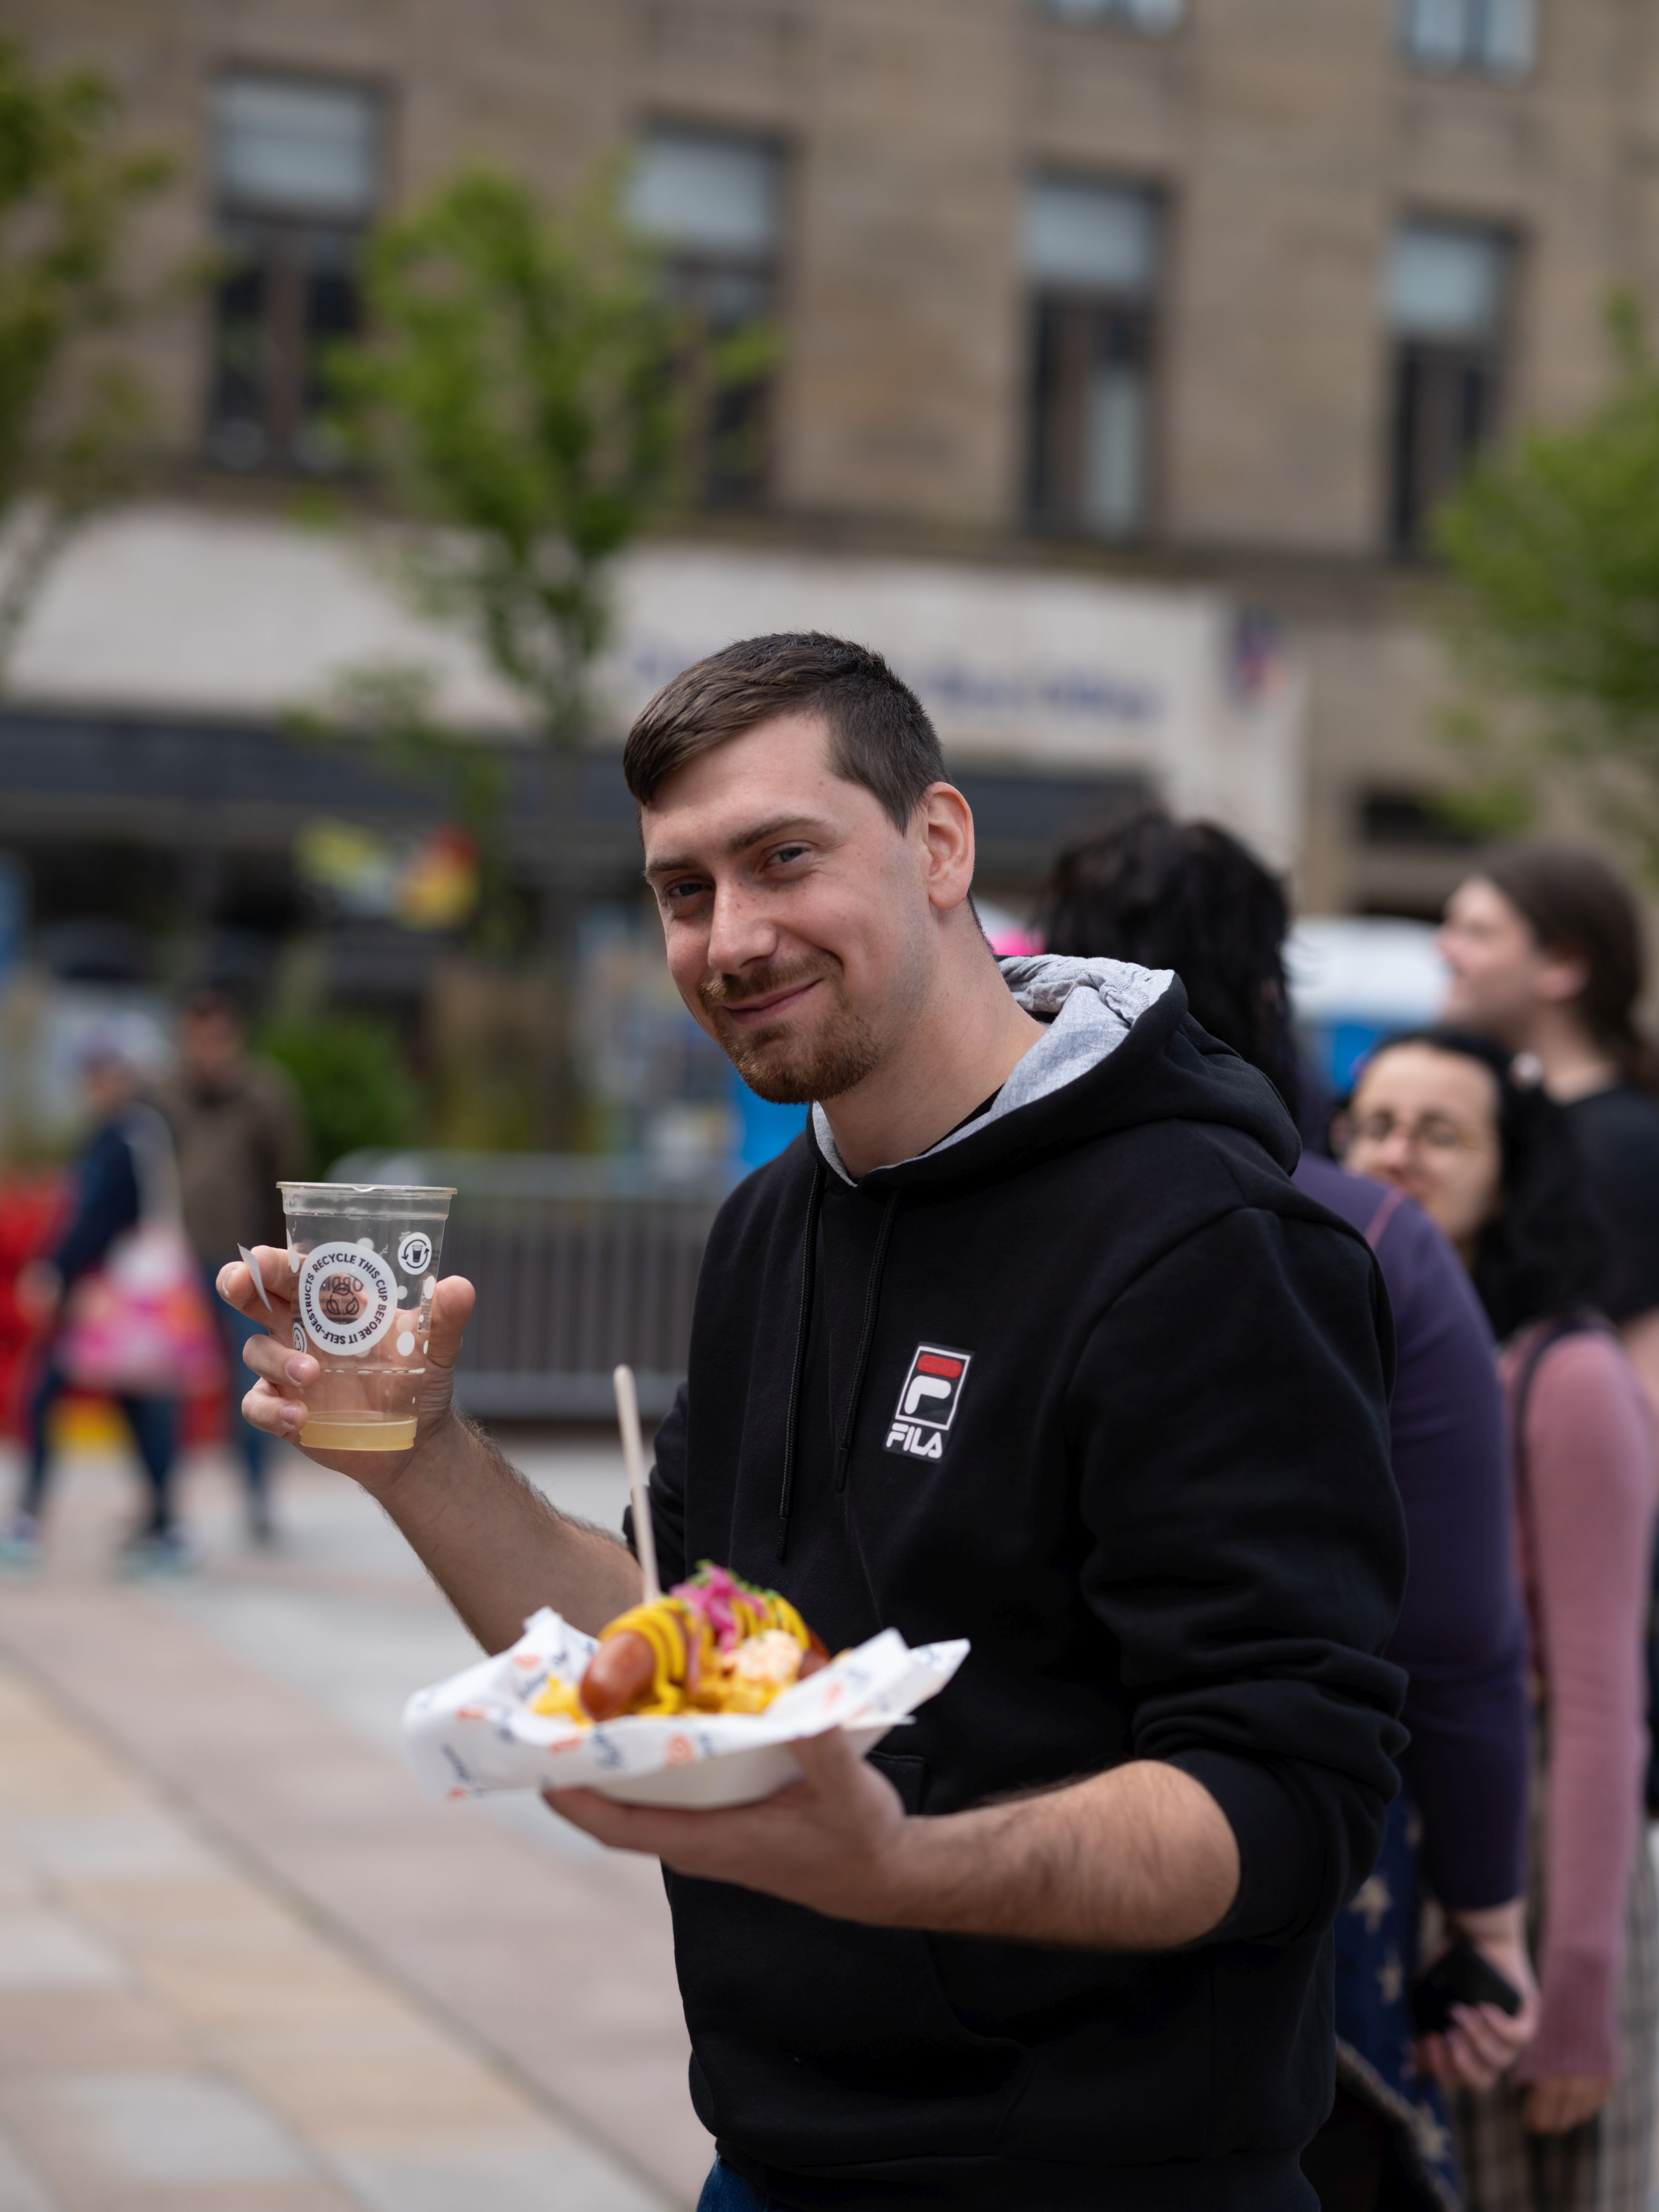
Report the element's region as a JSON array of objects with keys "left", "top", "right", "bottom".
[{"left": 643, "top": 813, "right": 832, "bottom": 882}]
